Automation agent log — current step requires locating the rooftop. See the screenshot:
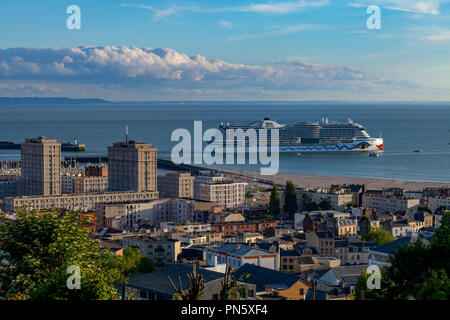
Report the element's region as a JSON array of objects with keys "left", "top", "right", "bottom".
[
  {"left": 208, "top": 243, "right": 274, "bottom": 257},
  {"left": 233, "top": 263, "right": 305, "bottom": 292}
]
